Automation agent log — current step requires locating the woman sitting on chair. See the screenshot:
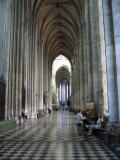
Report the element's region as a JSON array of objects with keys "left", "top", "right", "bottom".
[{"left": 87, "top": 114, "right": 102, "bottom": 135}]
